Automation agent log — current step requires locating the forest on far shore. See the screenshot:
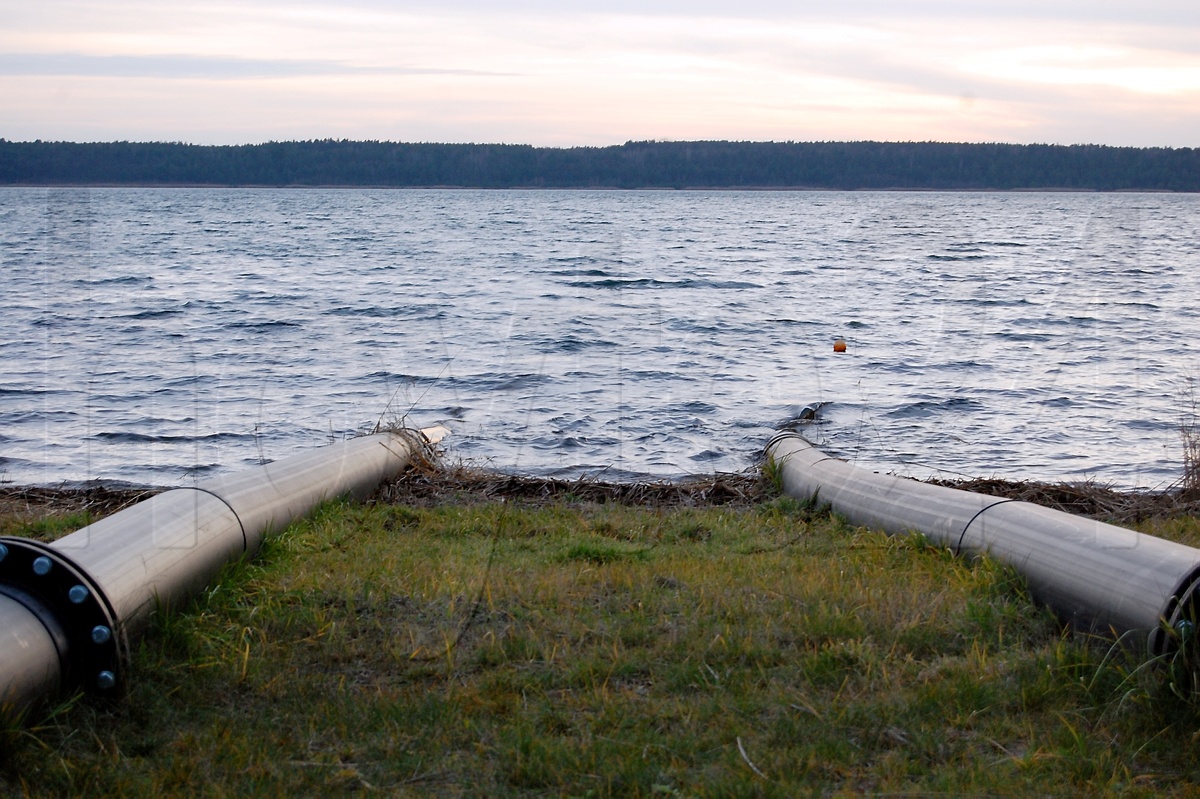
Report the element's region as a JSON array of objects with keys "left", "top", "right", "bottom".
[{"left": 1, "top": 138, "right": 1197, "bottom": 191}]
